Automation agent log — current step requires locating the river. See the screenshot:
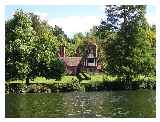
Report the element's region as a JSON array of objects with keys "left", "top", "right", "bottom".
[{"left": 5, "top": 89, "right": 156, "bottom": 118}]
